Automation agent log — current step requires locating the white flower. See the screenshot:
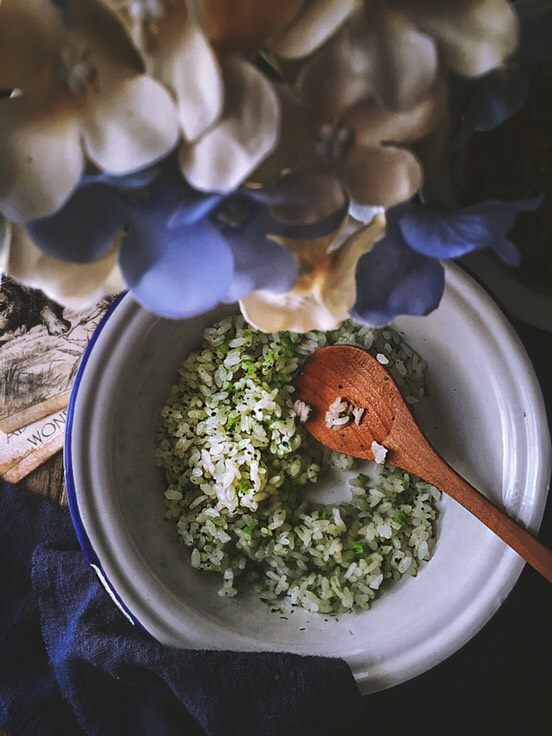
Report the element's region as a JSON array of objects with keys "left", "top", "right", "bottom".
[
  {"left": 272, "top": 0, "right": 362, "bottom": 59},
  {"left": 0, "top": 0, "right": 179, "bottom": 222},
  {"left": 179, "top": 56, "right": 280, "bottom": 193},
  {"left": 1, "top": 216, "right": 124, "bottom": 309},
  {"left": 240, "top": 213, "right": 385, "bottom": 332},
  {"left": 101, "top": 0, "right": 292, "bottom": 192},
  {"left": 273, "top": 0, "right": 518, "bottom": 110},
  {"left": 101, "top": 0, "right": 224, "bottom": 142}
]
